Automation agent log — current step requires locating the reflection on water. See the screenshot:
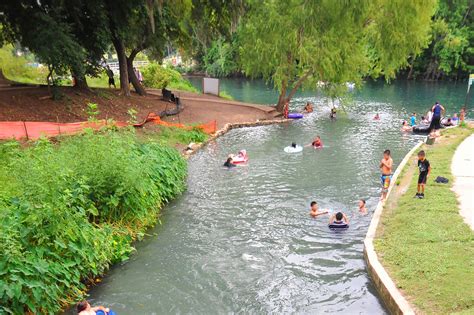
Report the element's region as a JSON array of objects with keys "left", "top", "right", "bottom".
[{"left": 85, "top": 80, "right": 467, "bottom": 314}]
